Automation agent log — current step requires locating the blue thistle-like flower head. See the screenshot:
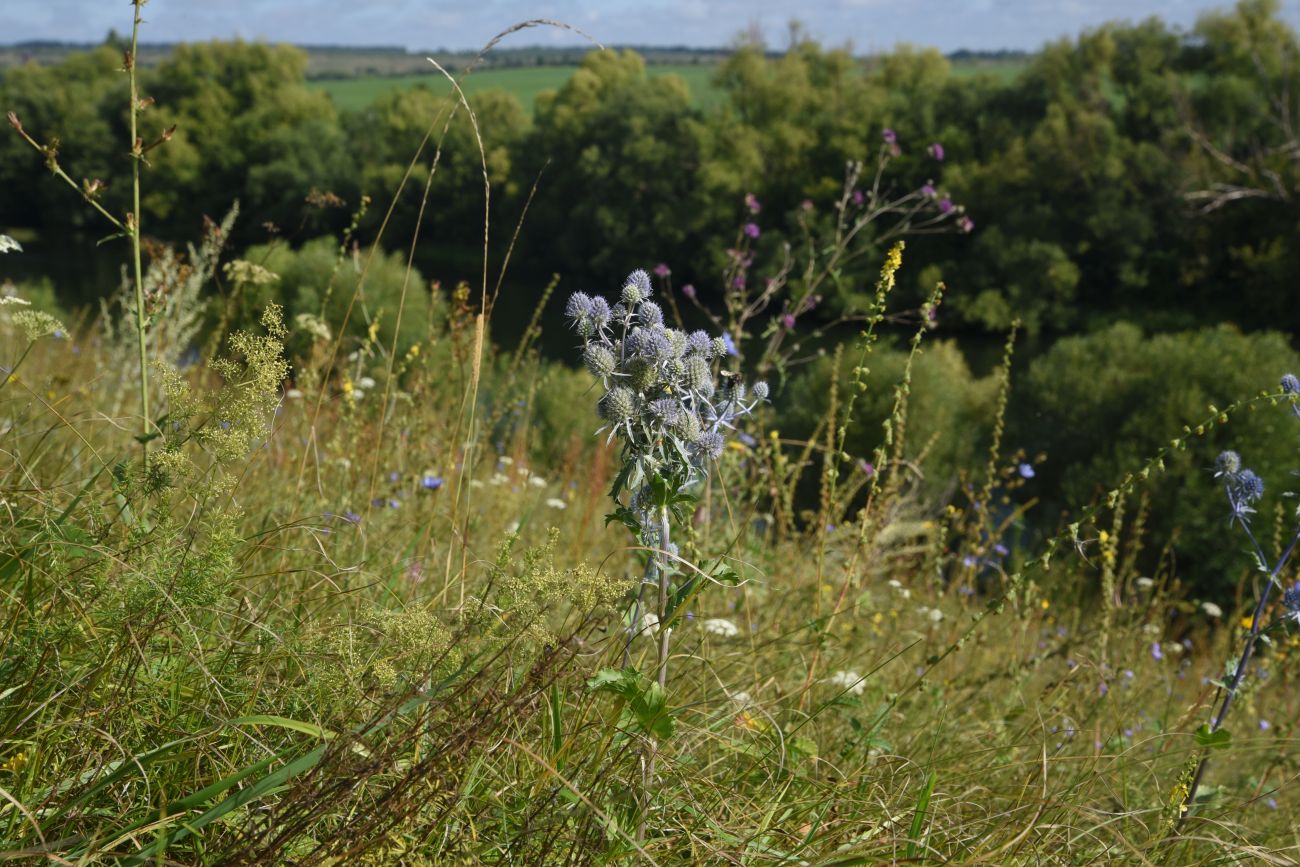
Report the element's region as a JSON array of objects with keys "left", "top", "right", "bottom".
[
  {"left": 752, "top": 381, "right": 769, "bottom": 401},
  {"left": 565, "top": 291, "right": 593, "bottom": 321},
  {"left": 590, "top": 296, "right": 611, "bottom": 328},
  {"left": 695, "top": 431, "right": 725, "bottom": 461},
  {"left": 1216, "top": 450, "right": 1242, "bottom": 477},
  {"left": 640, "top": 300, "right": 664, "bottom": 327},
  {"left": 648, "top": 397, "right": 682, "bottom": 425},
  {"left": 628, "top": 268, "right": 652, "bottom": 296},
  {"left": 1283, "top": 582, "right": 1300, "bottom": 622},
  {"left": 1239, "top": 469, "right": 1264, "bottom": 501},
  {"left": 686, "top": 330, "right": 712, "bottom": 356},
  {"left": 1282, "top": 373, "right": 1300, "bottom": 395}
]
